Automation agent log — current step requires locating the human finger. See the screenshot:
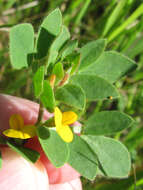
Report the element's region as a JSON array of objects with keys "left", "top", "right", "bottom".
[
  {"left": 0, "top": 147, "right": 49, "bottom": 190},
  {"left": 49, "top": 178, "right": 82, "bottom": 190},
  {"left": 0, "top": 94, "right": 81, "bottom": 184}
]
